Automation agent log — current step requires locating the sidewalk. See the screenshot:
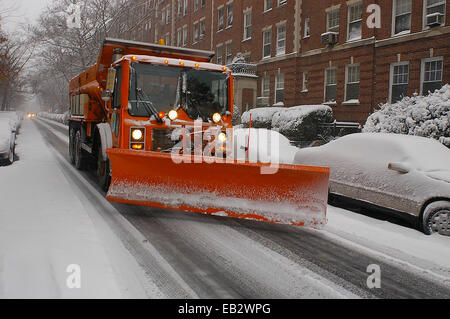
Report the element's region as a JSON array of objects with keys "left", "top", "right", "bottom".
[{"left": 0, "top": 120, "right": 138, "bottom": 298}]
